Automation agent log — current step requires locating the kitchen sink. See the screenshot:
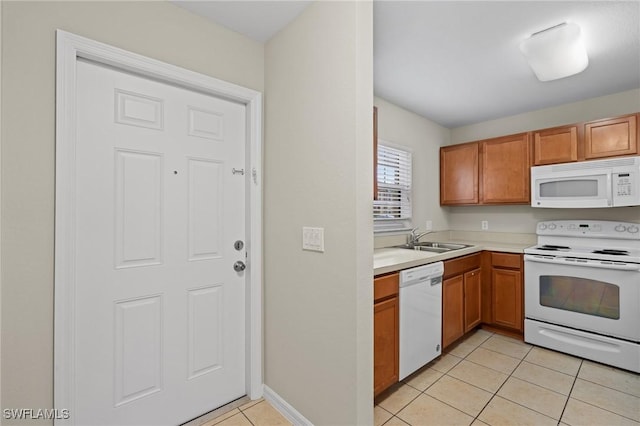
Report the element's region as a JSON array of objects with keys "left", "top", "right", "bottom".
[{"left": 394, "top": 242, "right": 472, "bottom": 253}]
